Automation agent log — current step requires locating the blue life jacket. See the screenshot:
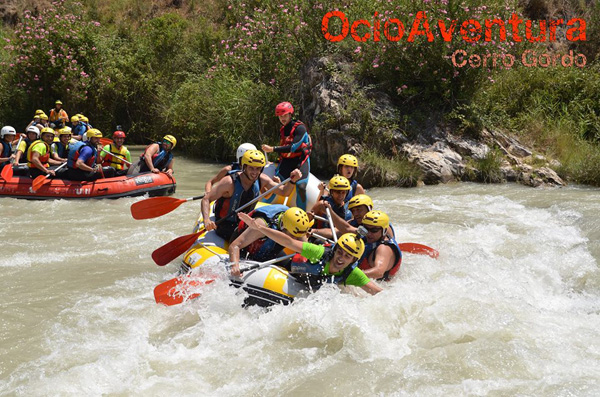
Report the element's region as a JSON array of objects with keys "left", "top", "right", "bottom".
[
  {"left": 290, "top": 248, "right": 357, "bottom": 289},
  {"left": 315, "top": 196, "right": 352, "bottom": 229},
  {"left": 67, "top": 141, "right": 97, "bottom": 169},
  {"left": 230, "top": 162, "right": 241, "bottom": 172},
  {"left": 344, "top": 179, "right": 358, "bottom": 202},
  {"left": 18, "top": 139, "right": 33, "bottom": 164},
  {"left": 214, "top": 170, "right": 261, "bottom": 225},
  {"left": 1, "top": 141, "right": 11, "bottom": 169},
  {"left": 53, "top": 141, "right": 69, "bottom": 159},
  {"left": 359, "top": 234, "right": 402, "bottom": 281},
  {"left": 142, "top": 143, "right": 173, "bottom": 170},
  {"left": 239, "top": 204, "right": 288, "bottom": 261}
]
